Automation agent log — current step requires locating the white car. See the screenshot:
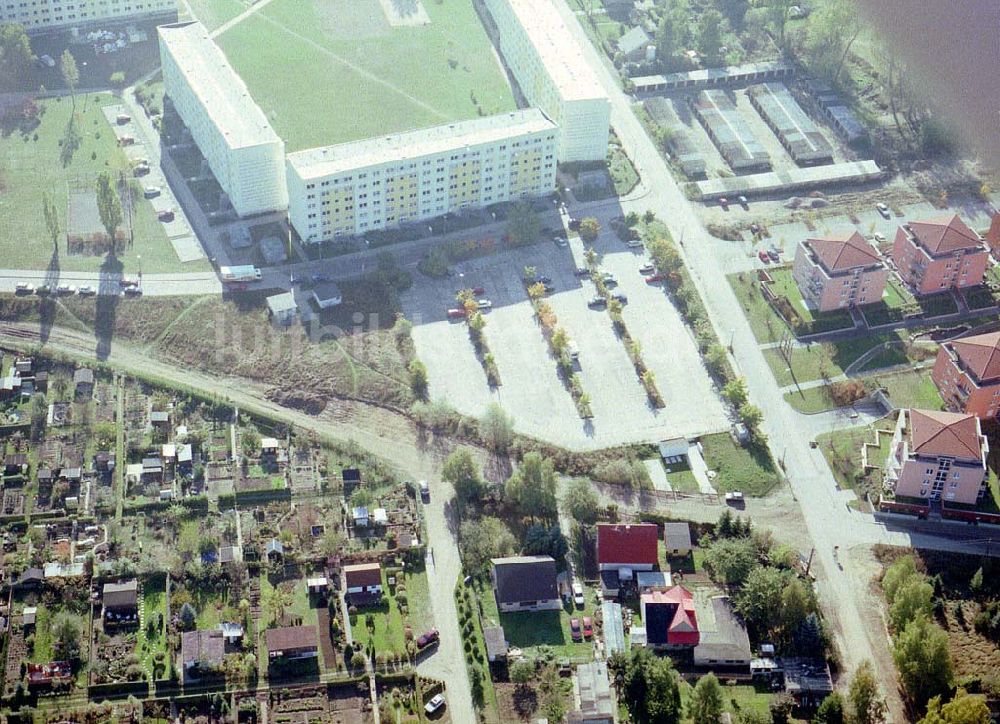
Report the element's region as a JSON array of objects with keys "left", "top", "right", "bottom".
[
  {"left": 477, "top": 299, "right": 492, "bottom": 310},
  {"left": 143, "top": 186, "right": 162, "bottom": 199},
  {"left": 572, "top": 582, "right": 585, "bottom": 608},
  {"left": 424, "top": 694, "right": 445, "bottom": 715},
  {"left": 876, "top": 202, "right": 891, "bottom": 219},
  {"left": 55, "top": 284, "right": 76, "bottom": 295},
  {"left": 554, "top": 236, "right": 568, "bottom": 248},
  {"left": 77, "top": 285, "right": 96, "bottom": 296},
  {"left": 14, "top": 283, "right": 34, "bottom": 295}
]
